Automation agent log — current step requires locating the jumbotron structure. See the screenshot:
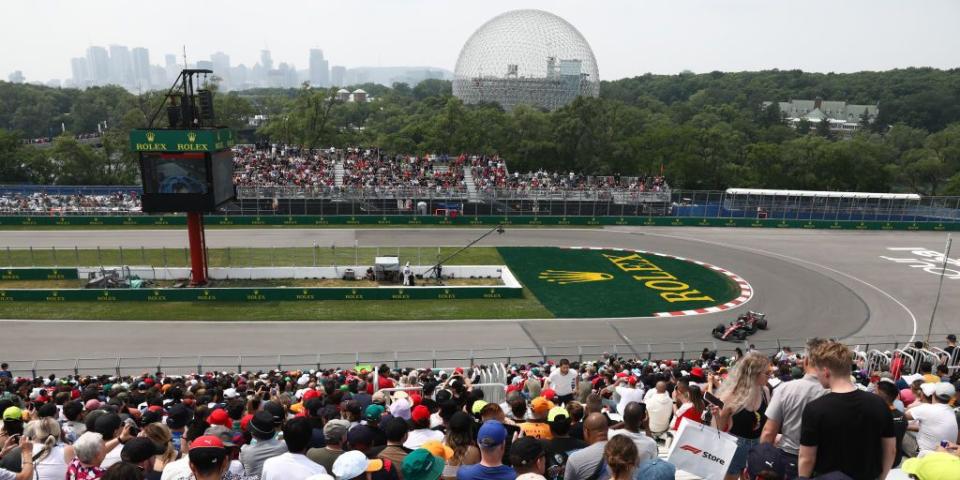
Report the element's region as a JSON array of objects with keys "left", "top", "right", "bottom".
[{"left": 453, "top": 9, "right": 600, "bottom": 112}]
